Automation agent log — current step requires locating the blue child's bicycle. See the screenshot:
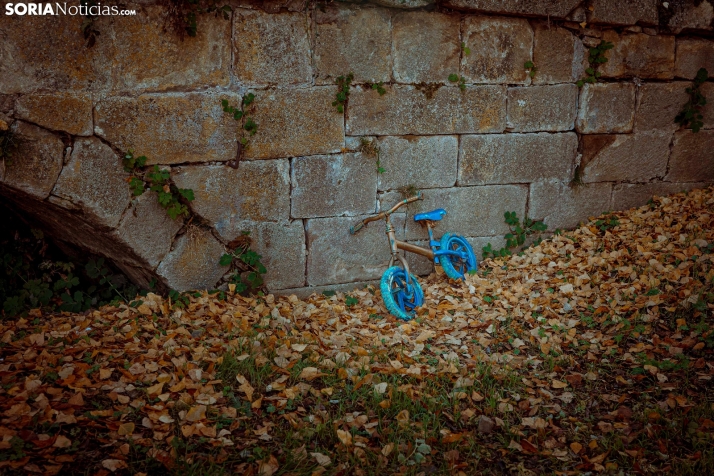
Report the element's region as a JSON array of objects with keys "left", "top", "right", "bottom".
[{"left": 350, "top": 192, "right": 477, "bottom": 320}]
